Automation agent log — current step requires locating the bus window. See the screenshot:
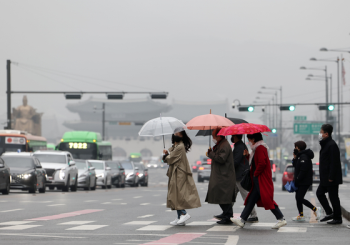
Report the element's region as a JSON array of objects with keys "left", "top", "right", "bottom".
[{"left": 99, "top": 145, "right": 112, "bottom": 160}]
